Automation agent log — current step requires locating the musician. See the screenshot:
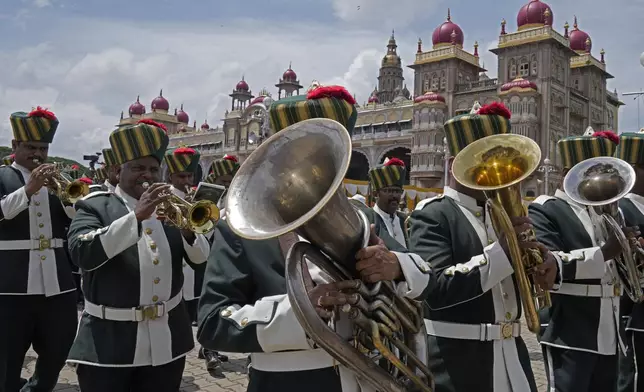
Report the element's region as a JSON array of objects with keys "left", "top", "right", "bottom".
[
  {"left": 529, "top": 129, "right": 628, "bottom": 392},
  {"left": 66, "top": 119, "right": 210, "bottom": 392},
  {"left": 0, "top": 108, "right": 78, "bottom": 392},
  {"left": 100, "top": 147, "right": 118, "bottom": 192},
  {"left": 2, "top": 154, "right": 14, "bottom": 166},
  {"left": 408, "top": 102, "right": 560, "bottom": 392},
  {"left": 207, "top": 154, "right": 239, "bottom": 193},
  {"left": 92, "top": 163, "right": 107, "bottom": 186},
  {"left": 614, "top": 130, "right": 644, "bottom": 392},
  {"left": 349, "top": 194, "right": 367, "bottom": 206},
  {"left": 198, "top": 84, "right": 434, "bottom": 392},
  {"left": 367, "top": 158, "right": 408, "bottom": 248}
]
